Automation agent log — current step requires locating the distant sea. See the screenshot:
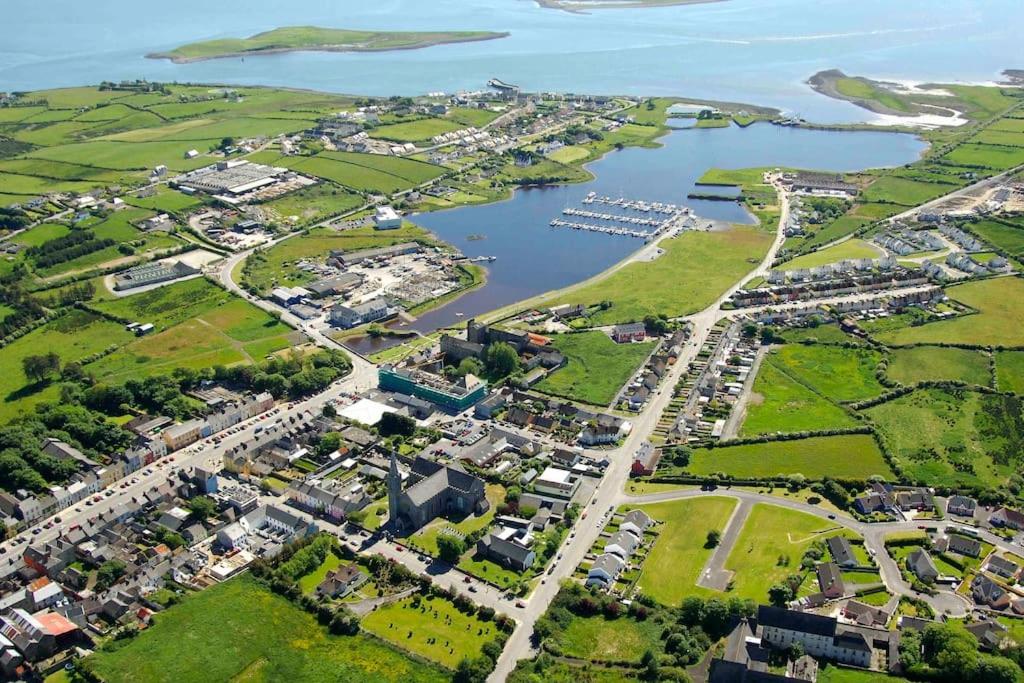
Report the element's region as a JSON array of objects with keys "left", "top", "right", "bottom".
[{"left": 2, "top": 0, "right": 1021, "bottom": 122}]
